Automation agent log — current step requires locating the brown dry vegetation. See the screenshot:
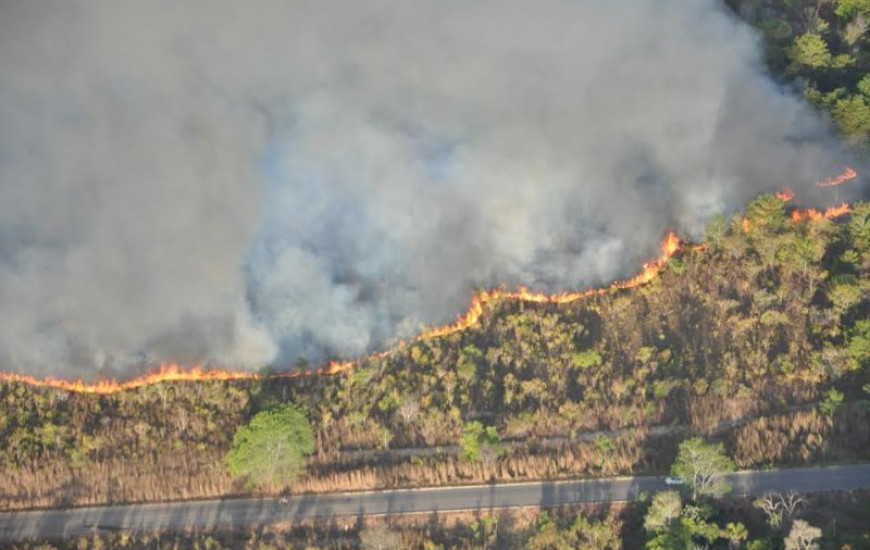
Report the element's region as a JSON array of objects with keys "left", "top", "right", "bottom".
[{"left": 2, "top": 197, "right": 870, "bottom": 511}]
